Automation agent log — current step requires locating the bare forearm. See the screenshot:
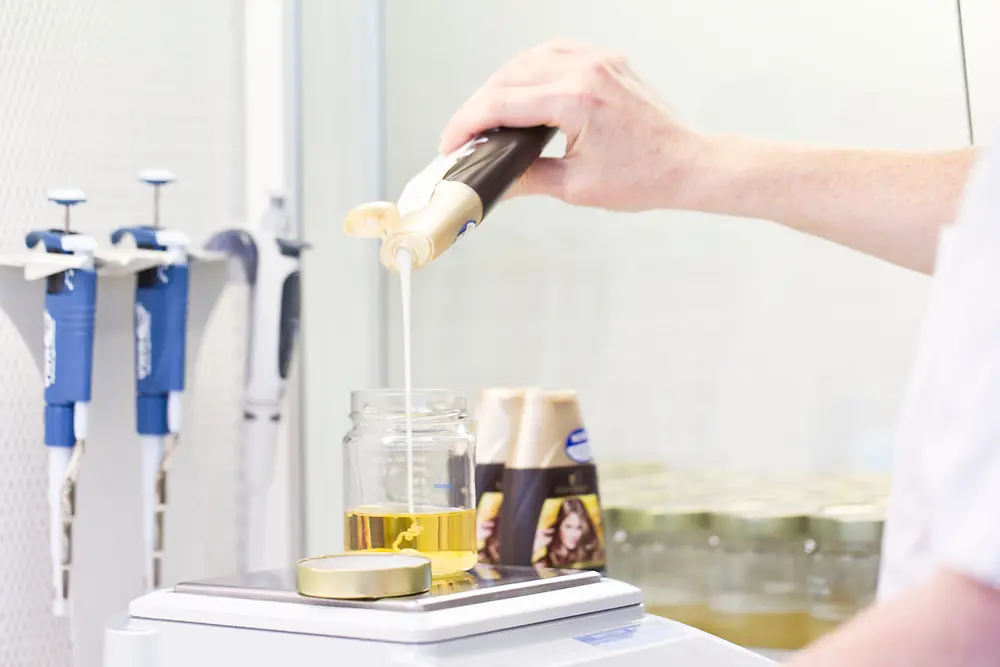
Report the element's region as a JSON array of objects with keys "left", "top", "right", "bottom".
[
  {"left": 681, "top": 136, "right": 978, "bottom": 274},
  {"left": 784, "top": 571, "right": 1000, "bottom": 667}
]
